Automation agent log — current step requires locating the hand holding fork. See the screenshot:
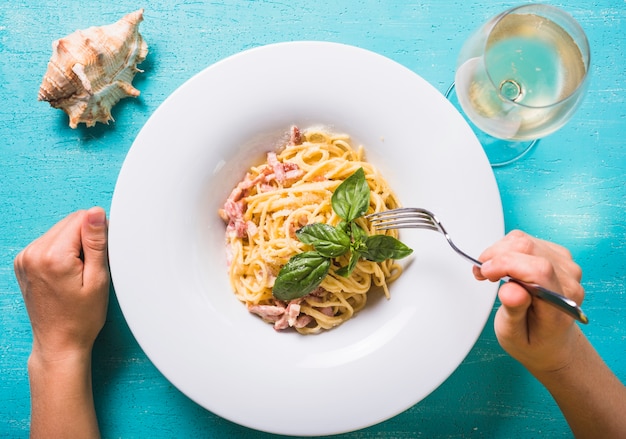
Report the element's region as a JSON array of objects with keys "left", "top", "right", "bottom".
[{"left": 366, "top": 208, "right": 588, "bottom": 324}]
